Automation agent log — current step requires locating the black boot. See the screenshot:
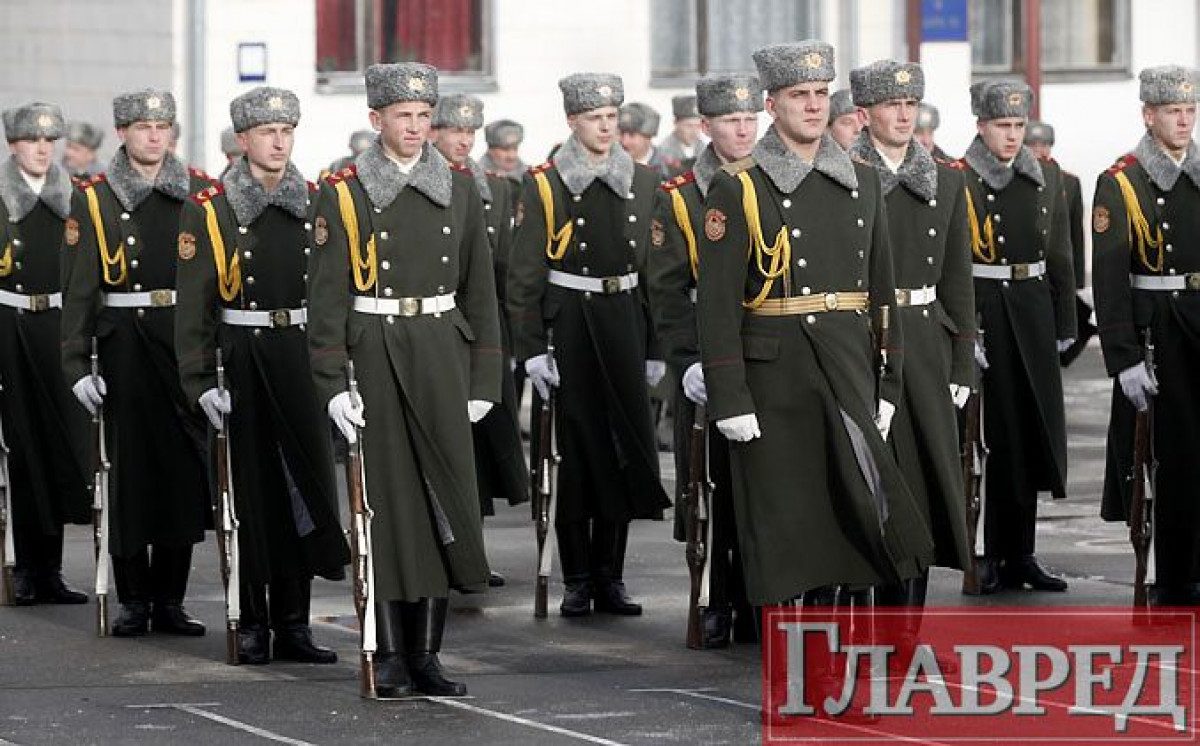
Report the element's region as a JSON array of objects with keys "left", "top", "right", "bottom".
[
  {"left": 558, "top": 521, "right": 592, "bottom": 617},
  {"left": 238, "top": 582, "right": 270, "bottom": 665},
  {"left": 150, "top": 545, "right": 205, "bottom": 636},
  {"left": 591, "top": 520, "right": 641, "bottom": 615},
  {"left": 487, "top": 571, "right": 506, "bottom": 588},
  {"left": 1000, "top": 555, "right": 1068, "bottom": 592},
  {"left": 975, "top": 556, "right": 1003, "bottom": 595},
  {"left": 403, "top": 597, "right": 467, "bottom": 696},
  {"left": 373, "top": 600, "right": 413, "bottom": 699},
  {"left": 271, "top": 577, "right": 337, "bottom": 664},
  {"left": 701, "top": 607, "right": 732, "bottom": 649},
  {"left": 112, "top": 551, "right": 151, "bottom": 636},
  {"left": 34, "top": 533, "right": 86, "bottom": 604},
  {"left": 732, "top": 603, "right": 761, "bottom": 644},
  {"left": 12, "top": 568, "right": 37, "bottom": 606}
]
